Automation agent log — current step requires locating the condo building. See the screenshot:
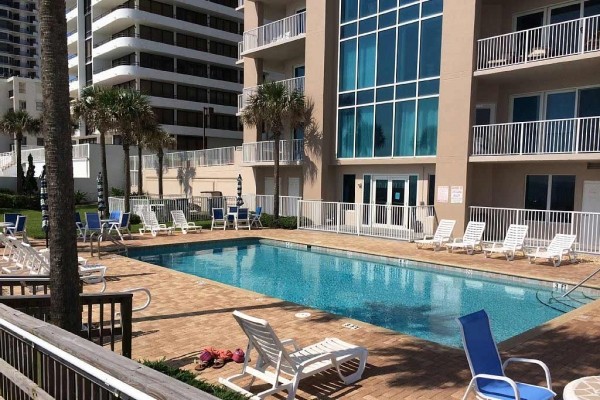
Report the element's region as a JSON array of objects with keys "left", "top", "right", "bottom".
[
  {"left": 236, "top": 0, "right": 600, "bottom": 232},
  {"left": 67, "top": 0, "right": 244, "bottom": 149},
  {"left": 0, "top": 0, "right": 38, "bottom": 79}
]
